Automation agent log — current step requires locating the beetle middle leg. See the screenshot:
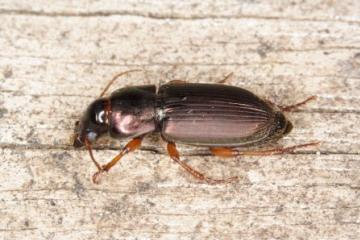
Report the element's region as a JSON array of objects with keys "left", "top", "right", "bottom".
[
  {"left": 210, "top": 142, "right": 320, "bottom": 158},
  {"left": 92, "top": 137, "right": 143, "bottom": 184},
  {"left": 166, "top": 142, "right": 238, "bottom": 184}
]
